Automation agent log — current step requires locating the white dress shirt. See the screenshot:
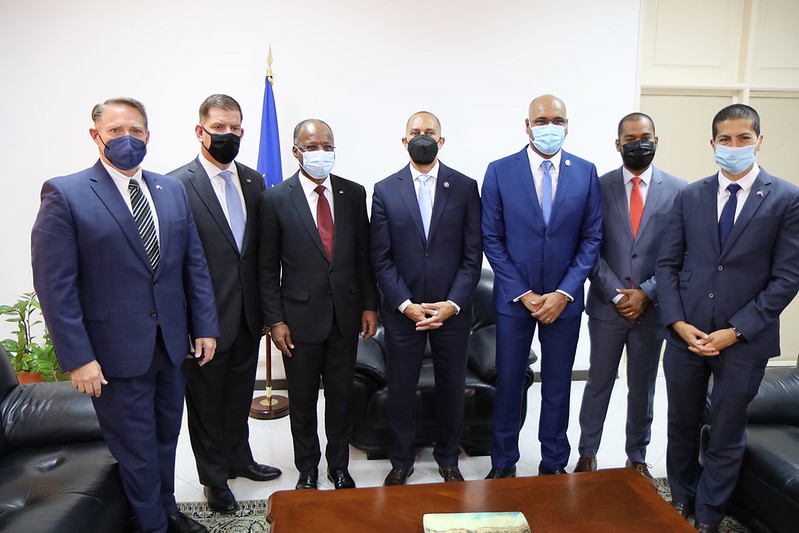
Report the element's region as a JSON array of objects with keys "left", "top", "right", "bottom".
[
  {"left": 102, "top": 160, "right": 160, "bottom": 244},
  {"left": 199, "top": 153, "right": 247, "bottom": 225},
  {"left": 298, "top": 172, "right": 335, "bottom": 225},
  {"left": 717, "top": 164, "right": 759, "bottom": 222},
  {"left": 622, "top": 165, "right": 653, "bottom": 207},
  {"left": 527, "top": 145, "right": 562, "bottom": 207}
]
